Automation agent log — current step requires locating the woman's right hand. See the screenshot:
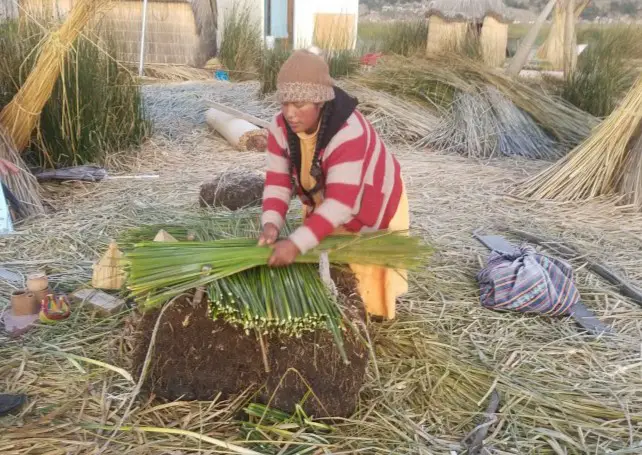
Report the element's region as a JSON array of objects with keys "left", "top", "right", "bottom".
[{"left": 258, "top": 223, "right": 279, "bottom": 246}]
